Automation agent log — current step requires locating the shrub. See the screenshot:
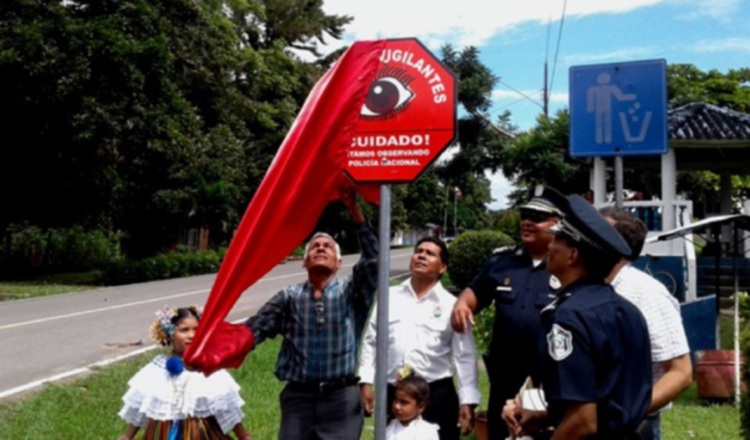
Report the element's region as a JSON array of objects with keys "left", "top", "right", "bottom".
[
  {"left": 101, "top": 248, "right": 226, "bottom": 285},
  {"left": 448, "top": 230, "right": 515, "bottom": 290},
  {"left": 739, "top": 292, "right": 750, "bottom": 438},
  {"left": 0, "top": 224, "right": 122, "bottom": 275}
]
